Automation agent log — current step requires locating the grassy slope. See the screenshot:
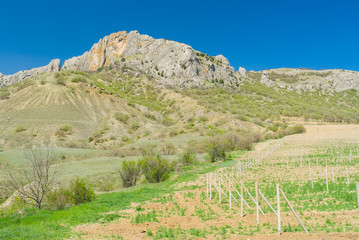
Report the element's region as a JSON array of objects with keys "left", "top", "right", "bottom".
[
  {"left": 1, "top": 67, "right": 358, "bottom": 151},
  {"left": 0, "top": 153, "right": 242, "bottom": 239},
  {"left": 183, "top": 80, "right": 359, "bottom": 123}
]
